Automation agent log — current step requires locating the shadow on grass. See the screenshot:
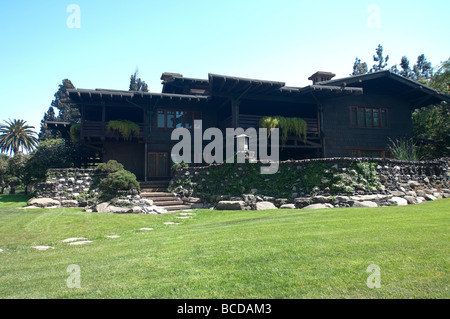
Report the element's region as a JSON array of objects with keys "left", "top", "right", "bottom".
[{"left": 0, "top": 193, "right": 34, "bottom": 203}]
